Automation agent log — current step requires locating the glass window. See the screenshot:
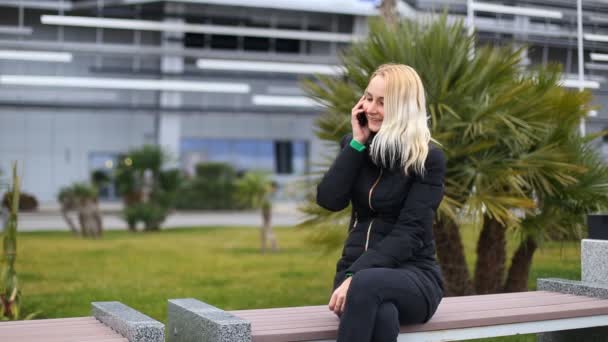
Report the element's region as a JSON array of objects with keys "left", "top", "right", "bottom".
[
  {"left": 257, "top": 141, "right": 275, "bottom": 172},
  {"left": 180, "top": 138, "right": 308, "bottom": 175},
  {"left": 210, "top": 34, "right": 238, "bottom": 50},
  {"left": 293, "top": 141, "right": 309, "bottom": 175},
  {"left": 275, "top": 141, "right": 292, "bottom": 174},
  {"left": 244, "top": 37, "right": 271, "bottom": 51},
  {"left": 275, "top": 38, "right": 300, "bottom": 54},
  {"left": 184, "top": 33, "right": 206, "bottom": 48},
  {"left": 88, "top": 152, "right": 120, "bottom": 200}
]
